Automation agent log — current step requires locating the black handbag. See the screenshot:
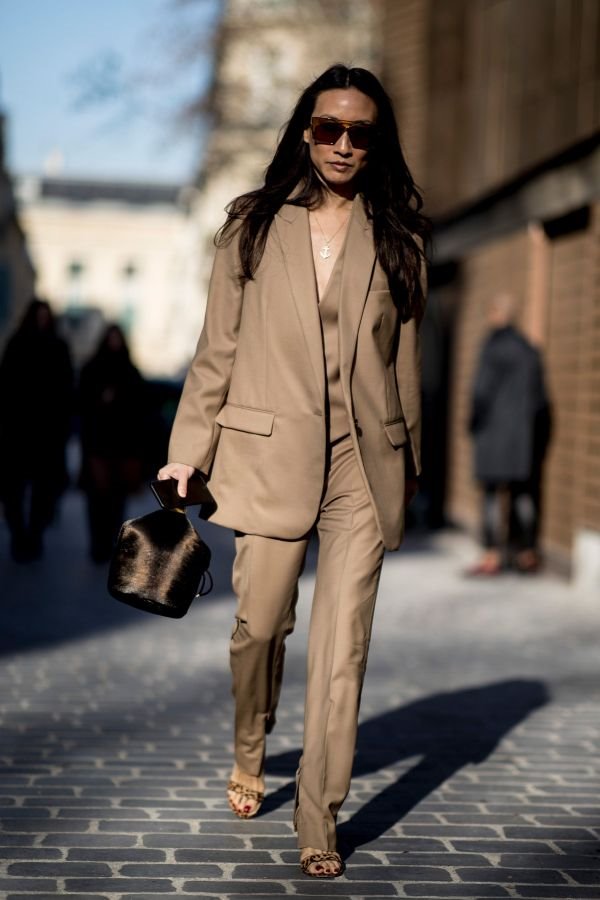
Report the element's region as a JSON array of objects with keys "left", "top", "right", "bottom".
[{"left": 107, "top": 476, "right": 214, "bottom": 618}]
